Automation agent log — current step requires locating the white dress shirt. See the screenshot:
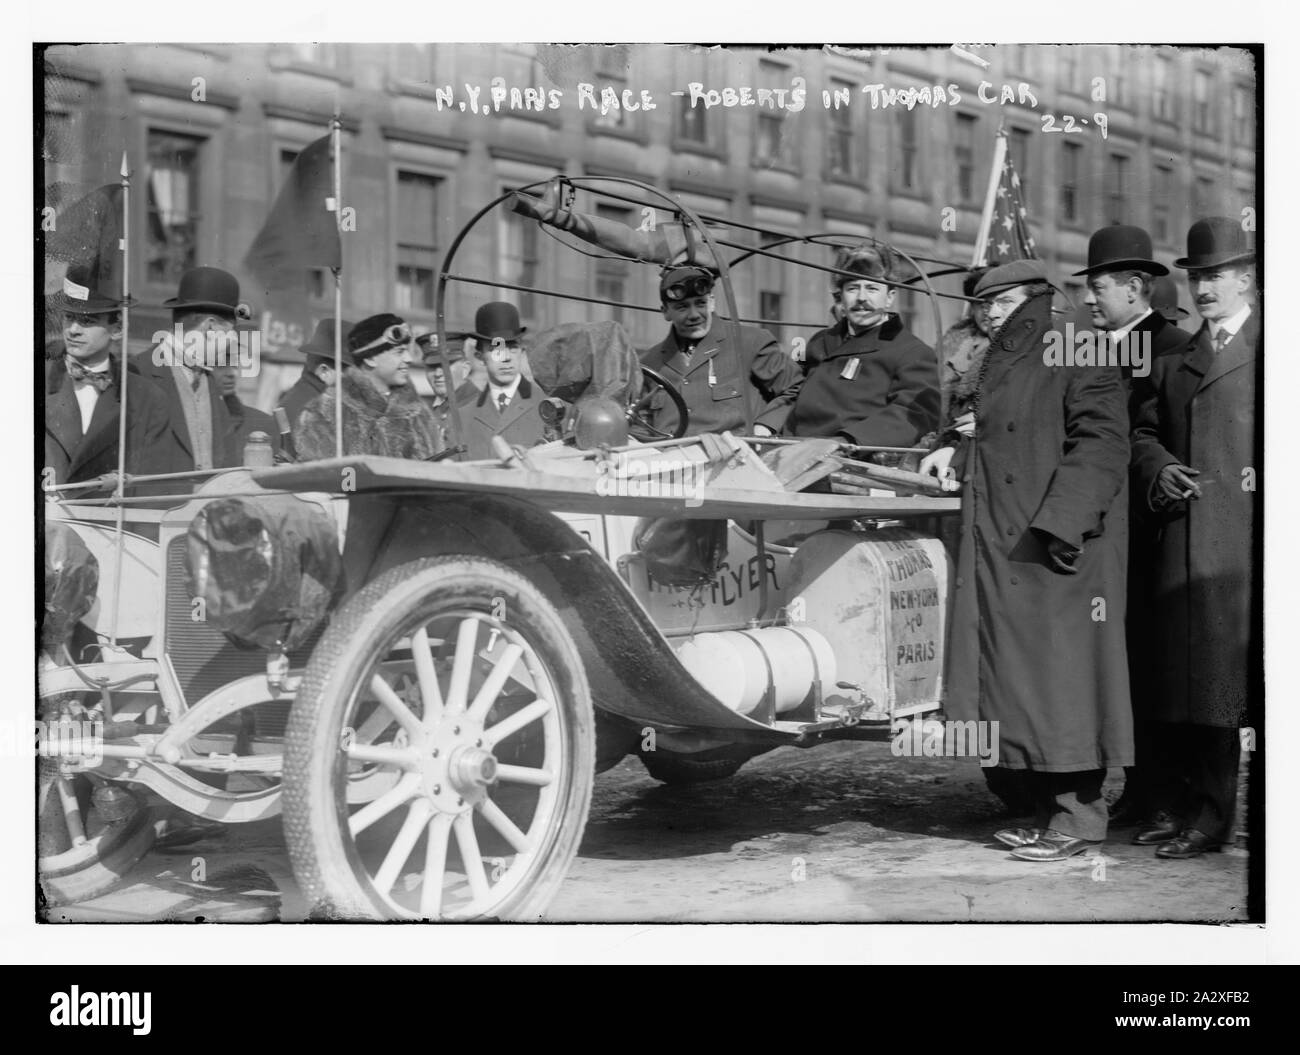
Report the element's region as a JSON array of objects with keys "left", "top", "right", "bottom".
[
  {"left": 488, "top": 375, "right": 522, "bottom": 411},
  {"left": 70, "top": 359, "right": 111, "bottom": 433},
  {"left": 1208, "top": 303, "right": 1252, "bottom": 348}
]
